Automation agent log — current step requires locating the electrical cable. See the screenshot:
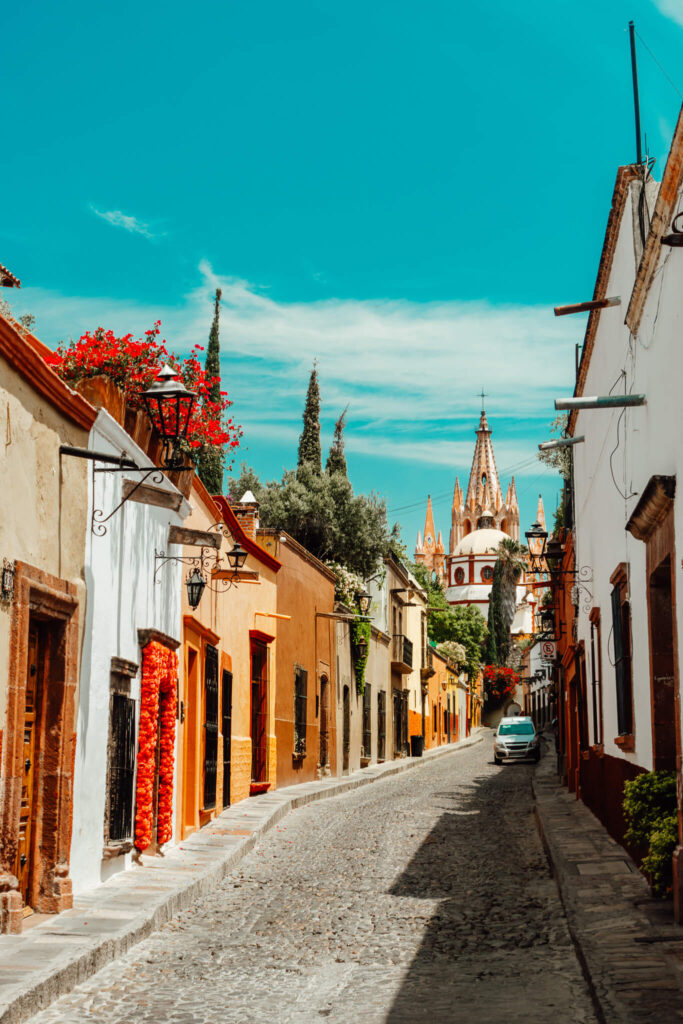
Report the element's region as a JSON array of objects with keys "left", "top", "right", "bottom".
[{"left": 635, "top": 29, "right": 683, "bottom": 99}]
